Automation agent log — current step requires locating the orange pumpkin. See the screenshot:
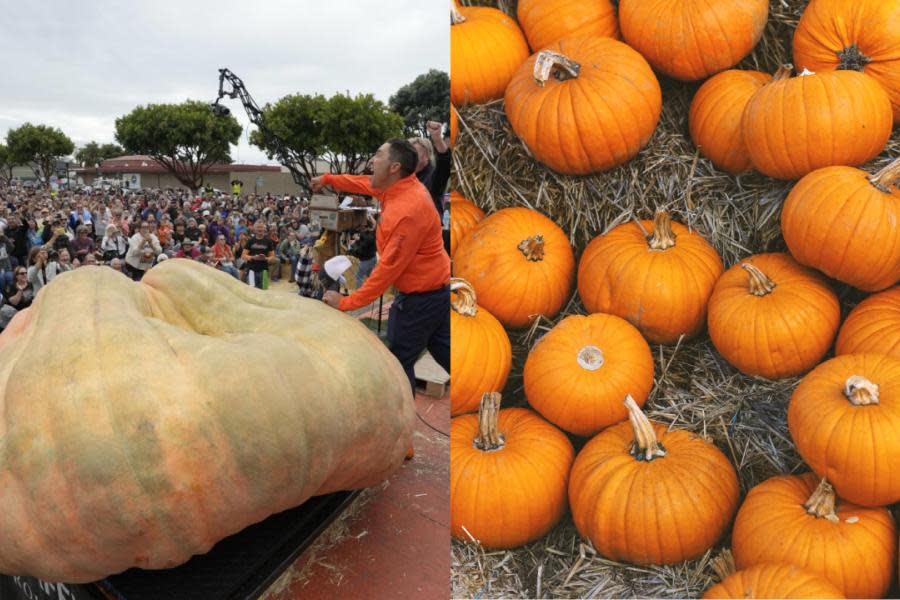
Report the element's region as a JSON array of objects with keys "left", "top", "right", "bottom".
[
  {"left": 703, "top": 561, "right": 845, "bottom": 599},
  {"left": 449, "top": 104, "right": 458, "bottom": 147},
  {"left": 781, "top": 159, "right": 900, "bottom": 292},
  {"left": 742, "top": 66, "right": 892, "bottom": 180},
  {"left": 836, "top": 287, "right": 900, "bottom": 360},
  {"left": 619, "top": 0, "right": 768, "bottom": 81},
  {"left": 450, "top": 393, "right": 574, "bottom": 549},
  {"left": 454, "top": 207, "right": 574, "bottom": 328},
  {"left": 450, "top": 4, "right": 529, "bottom": 106},
  {"left": 688, "top": 70, "right": 772, "bottom": 175},
  {"left": 516, "top": 0, "right": 618, "bottom": 51},
  {"left": 450, "top": 278, "right": 511, "bottom": 417},
  {"left": 788, "top": 353, "right": 900, "bottom": 508},
  {"left": 504, "top": 37, "right": 661, "bottom": 175},
  {"left": 569, "top": 396, "right": 740, "bottom": 565},
  {"left": 707, "top": 253, "right": 840, "bottom": 379},
  {"left": 793, "top": 0, "right": 900, "bottom": 122},
  {"left": 523, "top": 313, "right": 654, "bottom": 436},
  {"left": 731, "top": 473, "right": 897, "bottom": 599},
  {"left": 449, "top": 191, "right": 484, "bottom": 259},
  {"left": 578, "top": 211, "right": 723, "bottom": 344}
]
